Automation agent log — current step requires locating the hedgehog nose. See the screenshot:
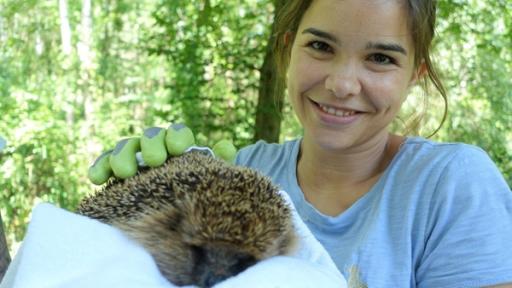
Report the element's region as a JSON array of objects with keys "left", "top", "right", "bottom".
[{"left": 203, "top": 270, "right": 229, "bottom": 287}]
